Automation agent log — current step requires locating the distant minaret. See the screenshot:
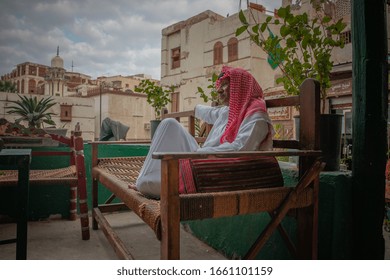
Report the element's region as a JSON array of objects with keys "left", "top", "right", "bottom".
[{"left": 46, "top": 46, "right": 65, "bottom": 96}]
